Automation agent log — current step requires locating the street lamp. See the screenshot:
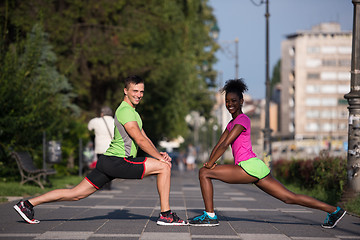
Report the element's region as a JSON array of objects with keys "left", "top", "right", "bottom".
[
  {"left": 249, "top": 0, "right": 272, "bottom": 159},
  {"left": 344, "top": 0, "right": 360, "bottom": 193},
  {"left": 263, "top": 0, "right": 272, "bottom": 159}
]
